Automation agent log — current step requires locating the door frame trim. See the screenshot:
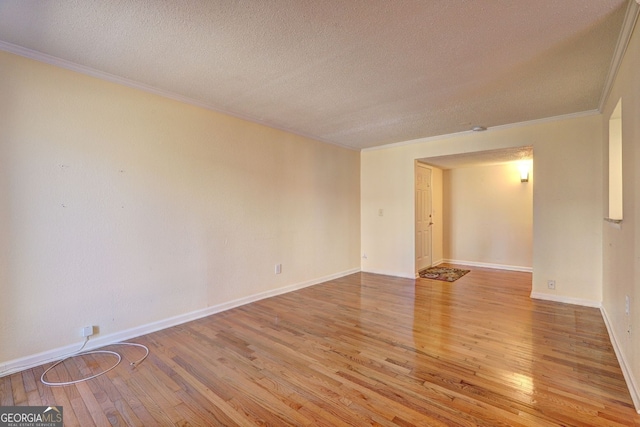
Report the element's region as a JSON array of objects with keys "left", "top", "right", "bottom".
[{"left": 415, "top": 161, "right": 433, "bottom": 274}]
